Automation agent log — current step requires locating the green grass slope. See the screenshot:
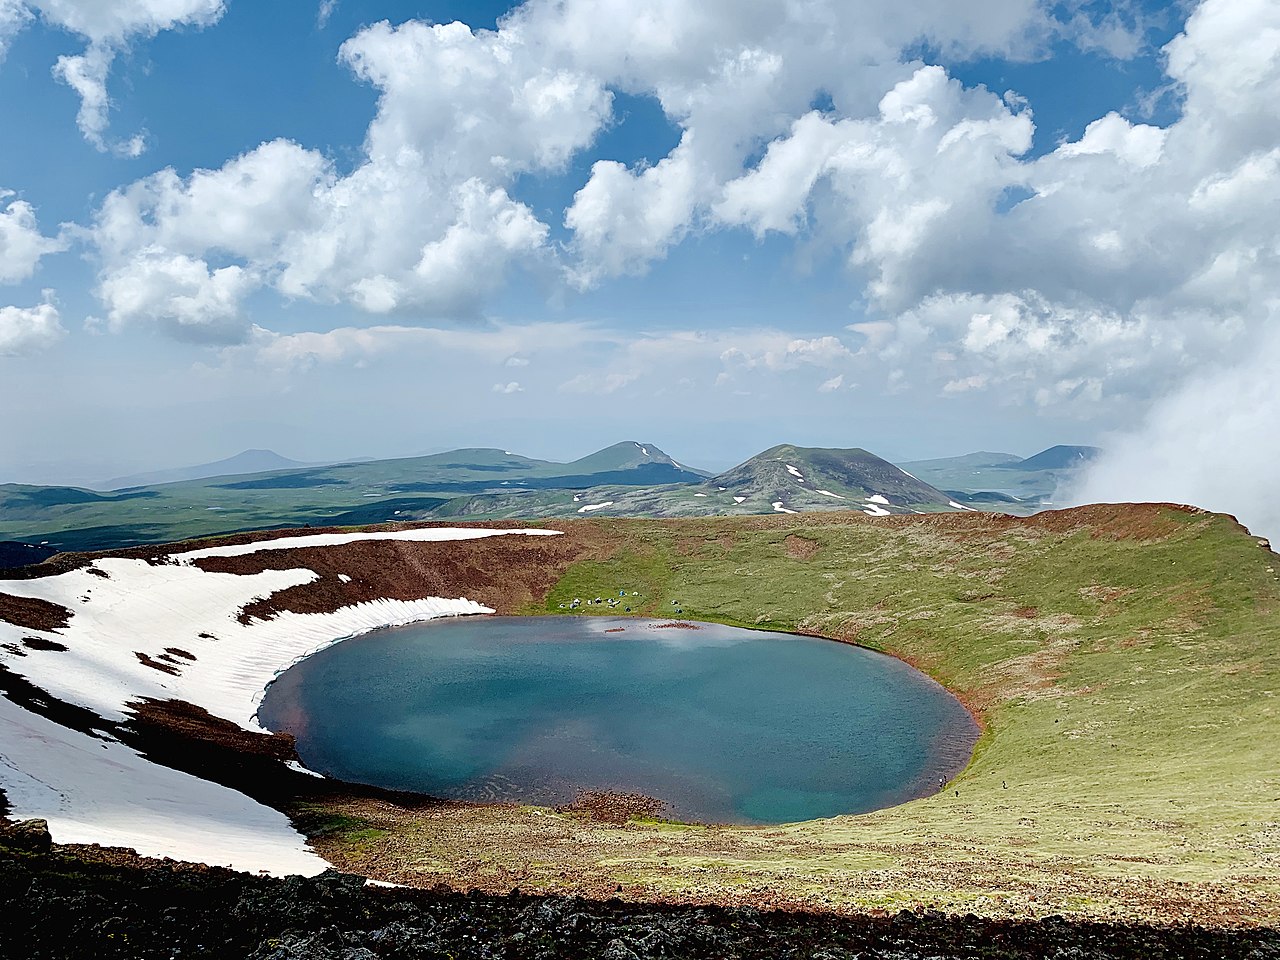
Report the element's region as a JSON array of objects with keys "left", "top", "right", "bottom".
[{"left": 310, "top": 506, "right": 1280, "bottom": 922}]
